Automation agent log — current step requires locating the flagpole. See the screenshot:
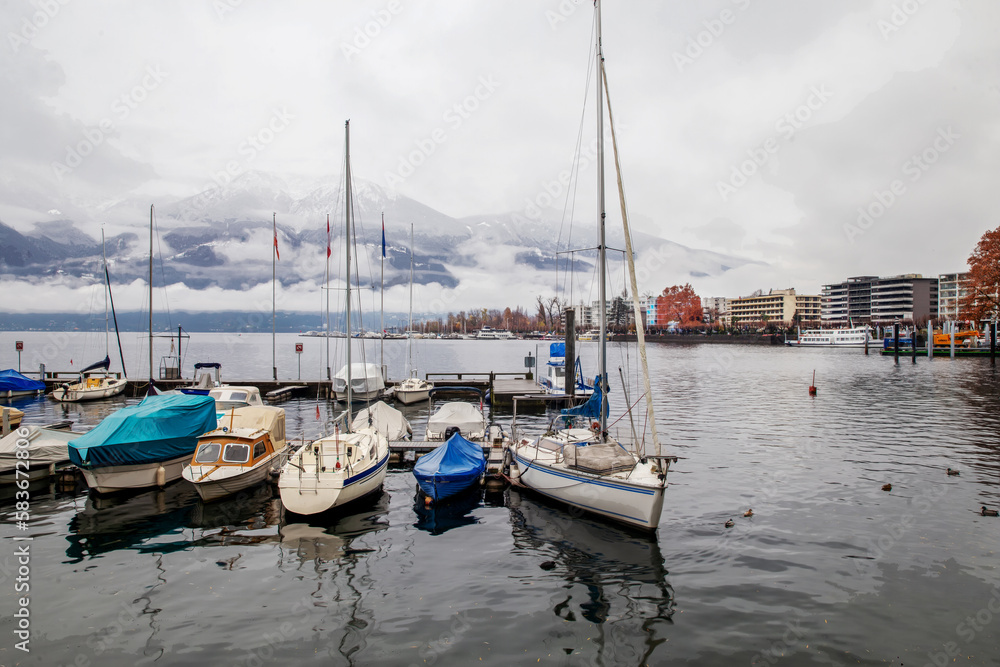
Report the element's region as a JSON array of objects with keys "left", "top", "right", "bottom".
[{"left": 272, "top": 211, "right": 277, "bottom": 381}]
